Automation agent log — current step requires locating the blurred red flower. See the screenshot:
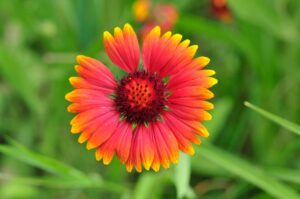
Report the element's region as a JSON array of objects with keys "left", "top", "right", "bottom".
[
  {"left": 211, "top": 0, "right": 232, "bottom": 22},
  {"left": 133, "top": 0, "right": 178, "bottom": 39}
]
